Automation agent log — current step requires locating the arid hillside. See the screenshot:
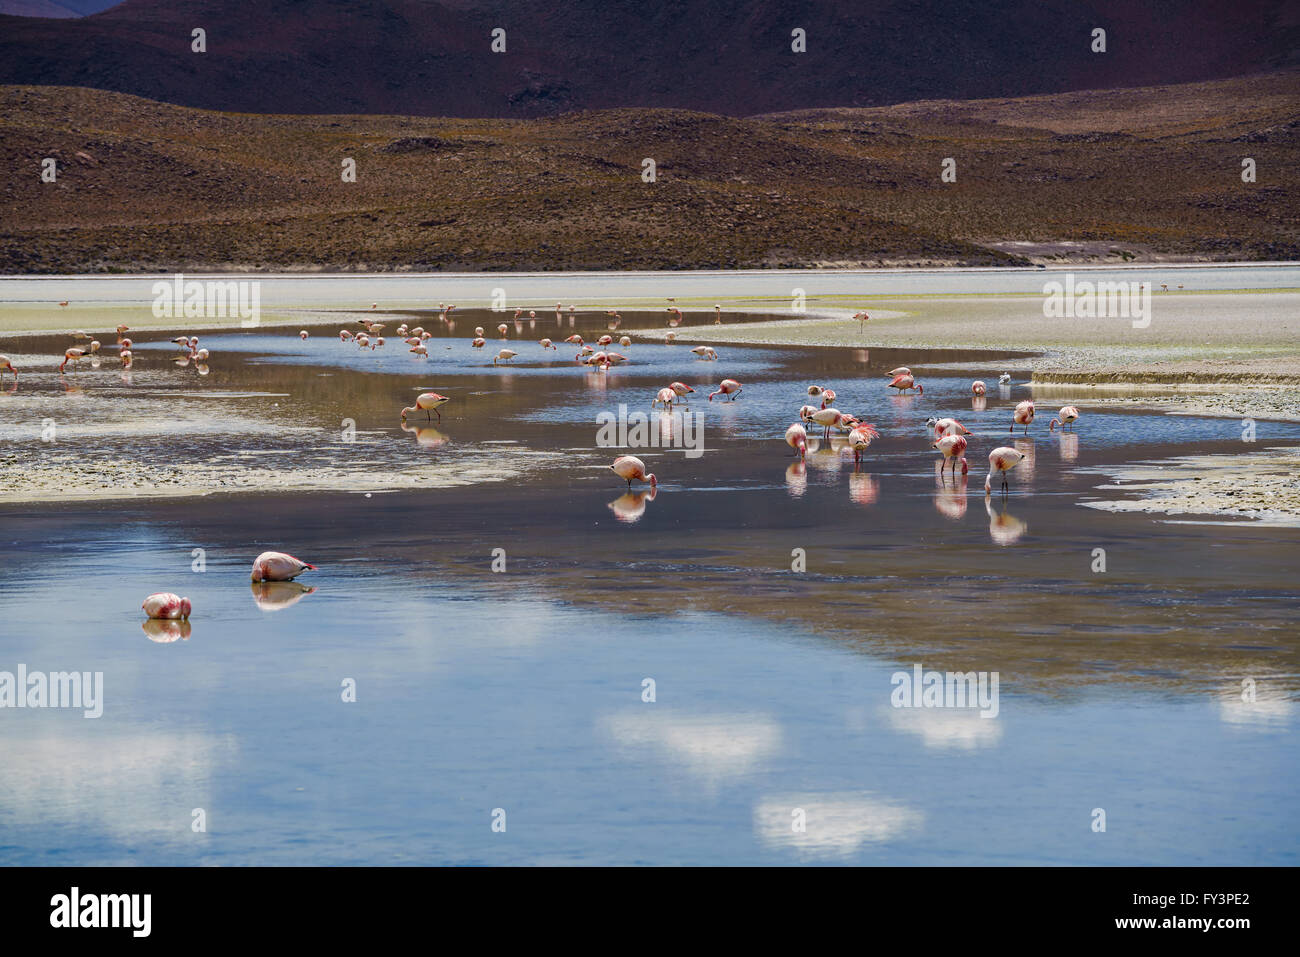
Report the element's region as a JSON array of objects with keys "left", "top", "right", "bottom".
[{"left": 2, "top": 72, "right": 1297, "bottom": 273}]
